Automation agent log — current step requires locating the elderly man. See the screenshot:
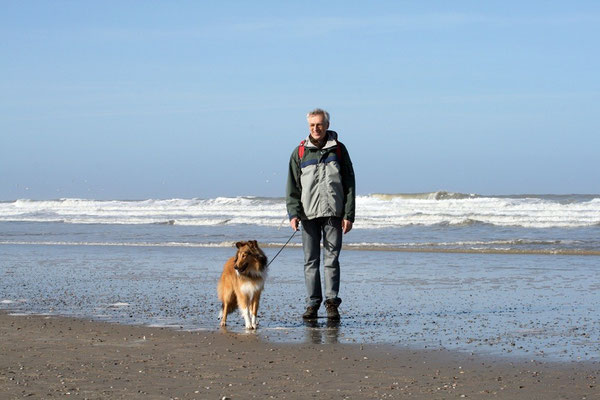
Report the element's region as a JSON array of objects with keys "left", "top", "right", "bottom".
[{"left": 286, "top": 108, "right": 356, "bottom": 320}]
